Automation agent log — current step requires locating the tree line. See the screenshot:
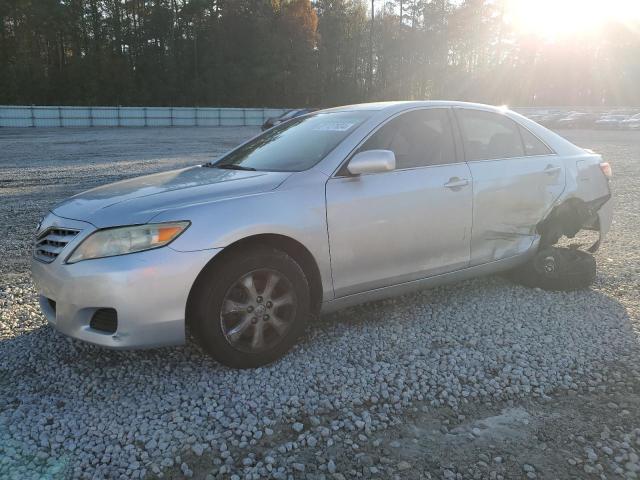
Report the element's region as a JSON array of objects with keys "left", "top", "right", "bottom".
[{"left": 1, "top": 0, "right": 639, "bottom": 107}]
